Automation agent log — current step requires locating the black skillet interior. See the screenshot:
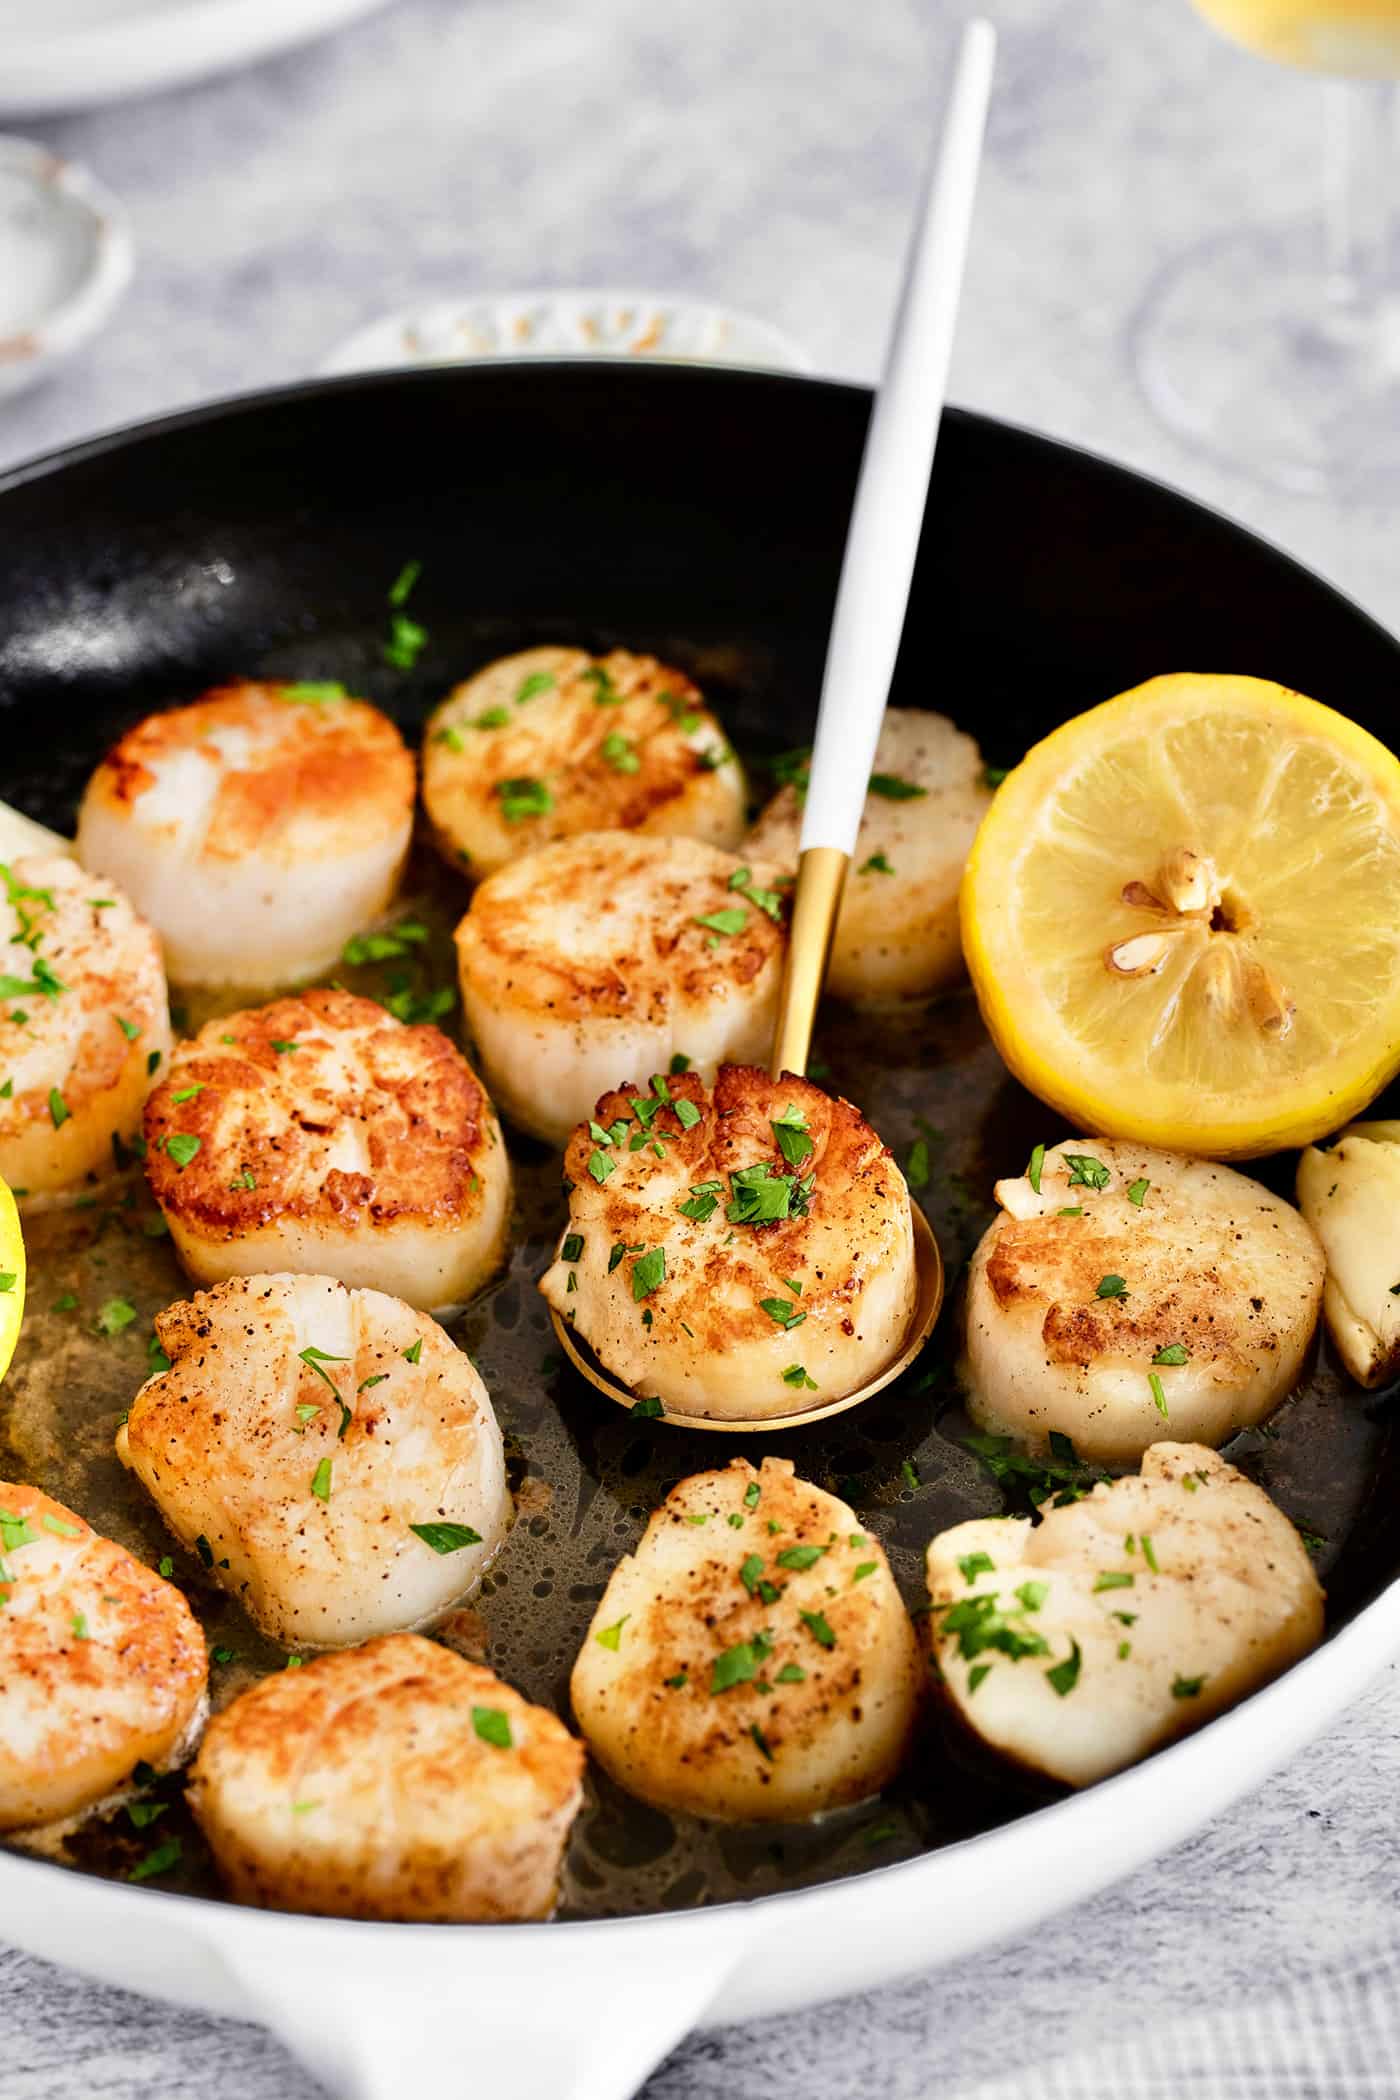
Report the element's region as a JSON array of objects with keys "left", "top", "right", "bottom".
[{"left": 0, "top": 362, "right": 1398, "bottom": 1915}]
